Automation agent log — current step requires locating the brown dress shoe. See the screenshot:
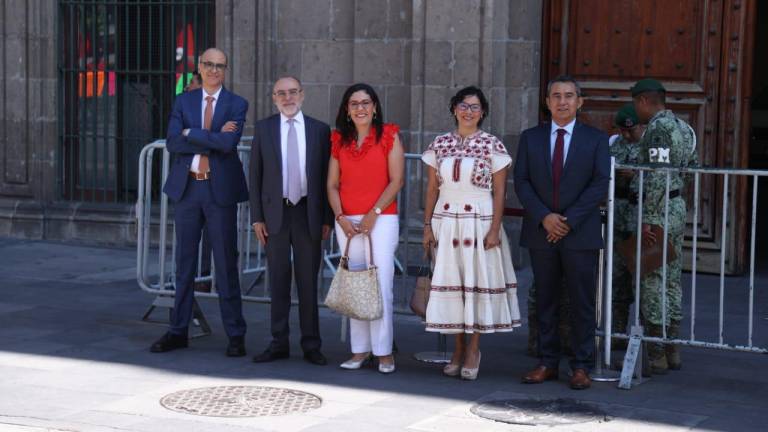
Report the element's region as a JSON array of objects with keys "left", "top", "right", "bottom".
[
  {"left": 522, "top": 365, "right": 558, "bottom": 384},
  {"left": 569, "top": 368, "right": 591, "bottom": 390}
]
